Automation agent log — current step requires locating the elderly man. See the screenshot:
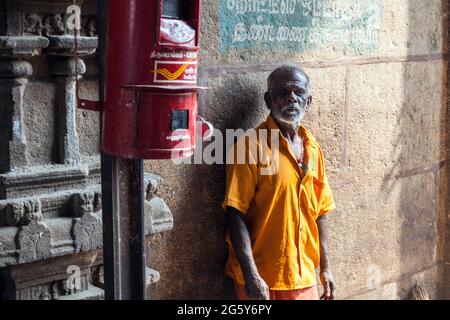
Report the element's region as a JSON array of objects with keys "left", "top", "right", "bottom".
[{"left": 222, "top": 65, "right": 336, "bottom": 300}]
